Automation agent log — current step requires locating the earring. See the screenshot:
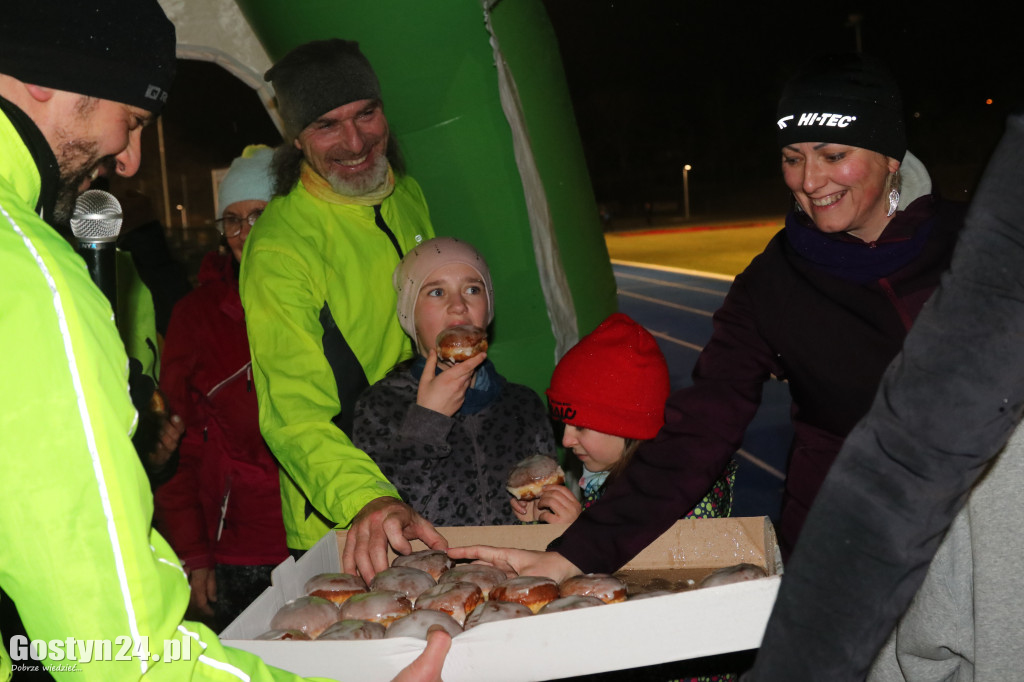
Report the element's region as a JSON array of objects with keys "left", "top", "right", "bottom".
[{"left": 887, "top": 187, "right": 900, "bottom": 217}]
